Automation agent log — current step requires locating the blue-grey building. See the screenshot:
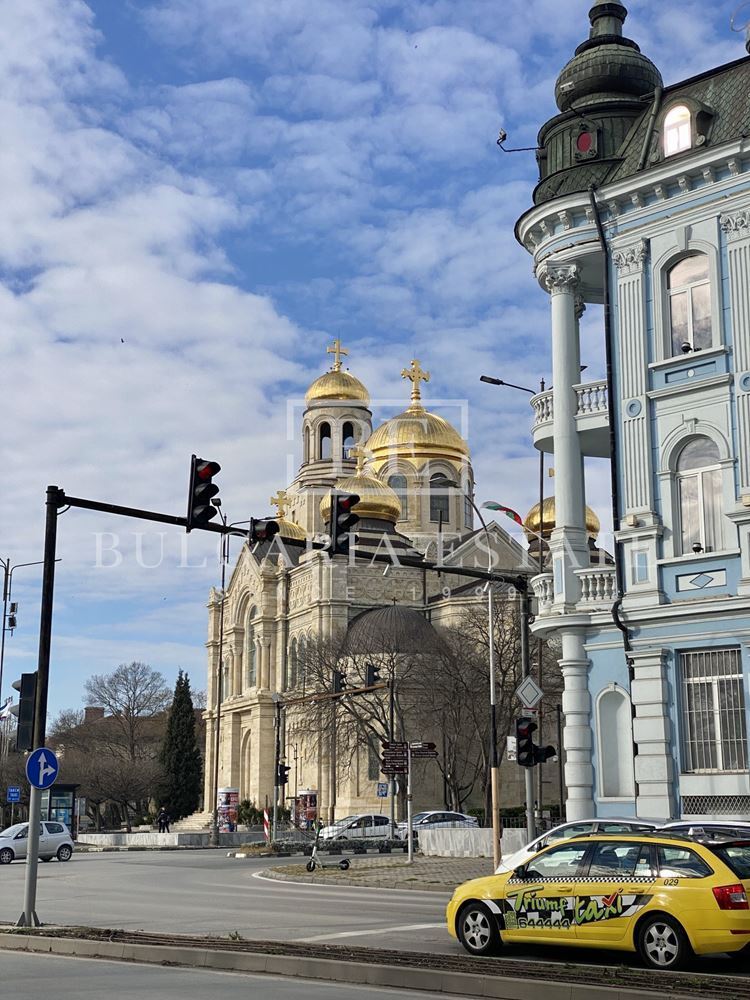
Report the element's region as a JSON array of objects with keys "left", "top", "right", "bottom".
[{"left": 517, "top": 0, "right": 750, "bottom": 821}]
